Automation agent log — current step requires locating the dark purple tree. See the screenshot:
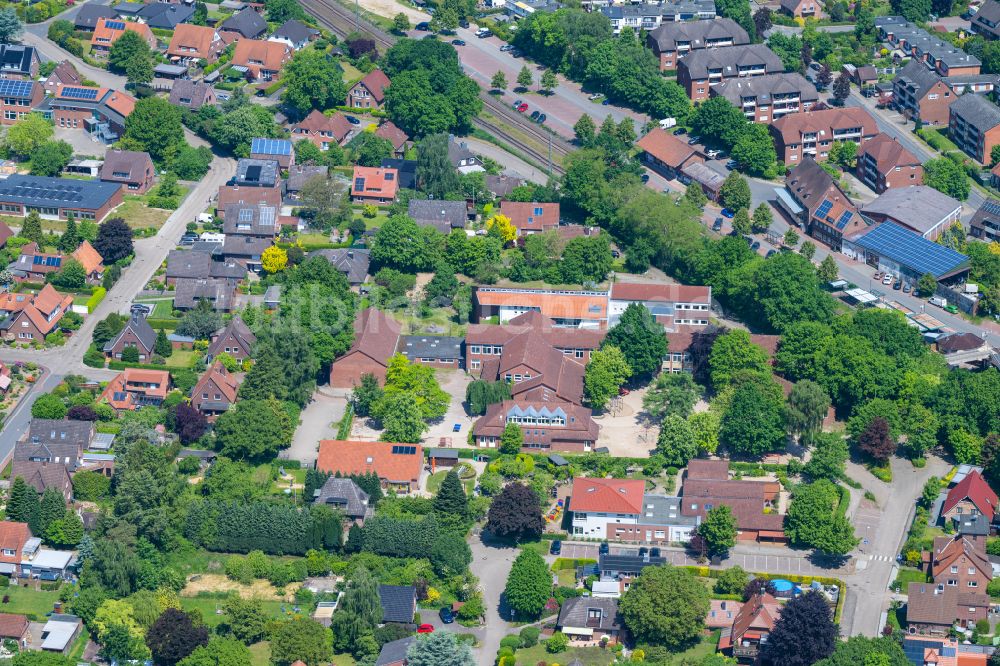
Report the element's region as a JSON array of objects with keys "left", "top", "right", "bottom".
[
  {"left": 67, "top": 405, "right": 98, "bottom": 421},
  {"left": 94, "top": 217, "right": 133, "bottom": 263},
  {"left": 174, "top": 403, "right": 207, "bottom": 444},
  {"left": 759, "top": 591, "right": 837, "bottom": 666},
  {"left": 146, "top": 607, "right": 209, "bottom": 666},
  {"left": 485, "top": 483, "right": 544, "bottom": 542},
  {"left": 743, "top": 577, "right": 777, "bottom": 601},
  {"left": 858, "top": 417, "right": 895, "bottom": 463}
]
